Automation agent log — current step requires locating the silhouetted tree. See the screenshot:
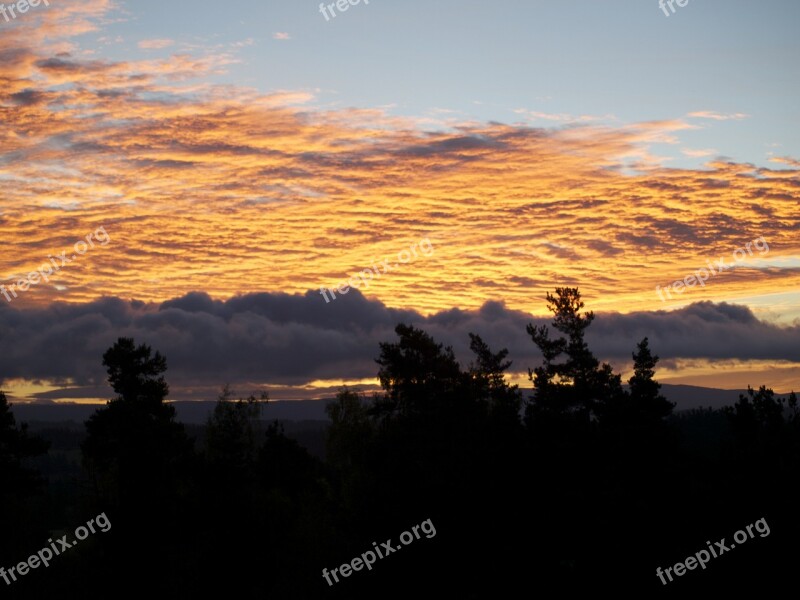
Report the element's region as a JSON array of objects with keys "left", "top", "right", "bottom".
[
  {"left": 324, "top": 387, "right": 376, "bottom": 523},
  {"left": 373, "top": 323, "right": 467, "bottom": 424},
  {"left": 205, "top": 385, "right": 267, "bottom": 477},
  {"left": 467, "top": 333, "right": 522, "bottom": 423},
  {"left": 525, "top": 287, "right": 621, "bottom": 429},
  {"left": 101, "top": 336, "right": 169, "bottom": 405},
  {"left": 0, "top": 391, "right": 49, "bottom": 564},
  {"left": 0, "top": 390, "right": 48, "bottom": 494},
  {"left": 260, "top": 421, "right": 320, "bottom": 494},
  {"left": 255, "top": 420, "right": 335, "bottom": 596},
  {"left": 0, "top": 391, "right": 49, "bottom": 584},
  {"left": 14, "top": 287, "right": 800, "bottom": 596},
  {"left": 725, "top": 385, "right": 792, "bottom": 452},
  {"left": 80, "top": 338, "right": 194, "bottom": 595},
  {"left": 788, "top": 390, "right": 800, "bottom": 426},
  {"left": 326, "top": 387, "right": 374, "bottom": 472},
  {"left": 628, "top": 338, "right": 672, "bottom": 413},
  {"left": 194, "top": 387, "right": 269, "bottom": 595},
  {"left": 596, "top": 337, "right": 674, "bottom": 437},
  {"left": 82, "top": 338, "right": 189, "bottom": 510}
]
